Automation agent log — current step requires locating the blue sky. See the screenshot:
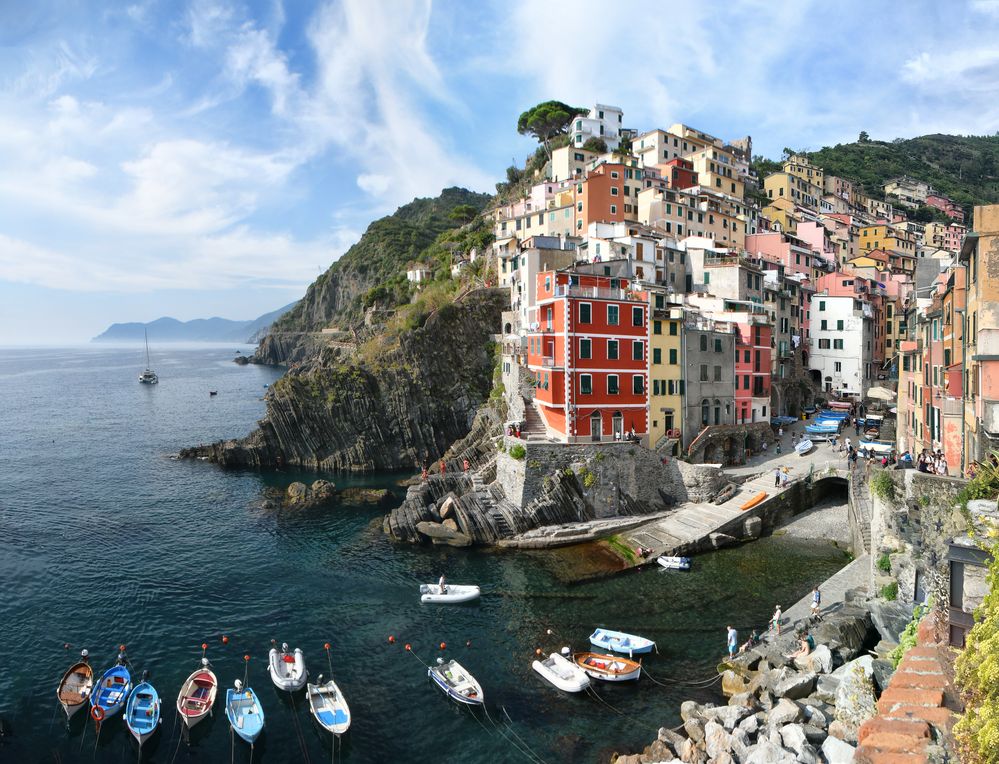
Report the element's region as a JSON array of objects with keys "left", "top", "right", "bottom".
[{"left": 3, "top": 0, "right": 999, "bottom": 343}]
